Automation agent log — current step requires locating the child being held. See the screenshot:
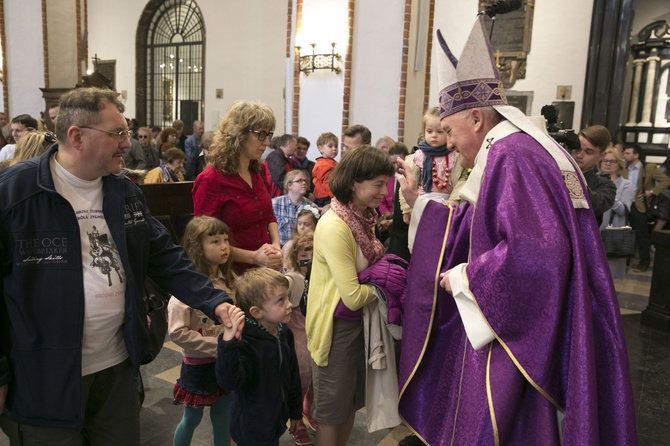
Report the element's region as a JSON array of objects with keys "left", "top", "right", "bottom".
[
  {"left": 400, "top": 106, "right": 467, "bottom": 223},
  {"left": 311, "top": 132, "right": 339, "bottom": 207},
  {"left": 168, "top": 216, "right": 236, "bottom": 446},
  {"left": 281, "top": 206, "right": 319, "bottom": 272},
  {"left": 217, "top": 268, "right": 303, "bottom": 446}
]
